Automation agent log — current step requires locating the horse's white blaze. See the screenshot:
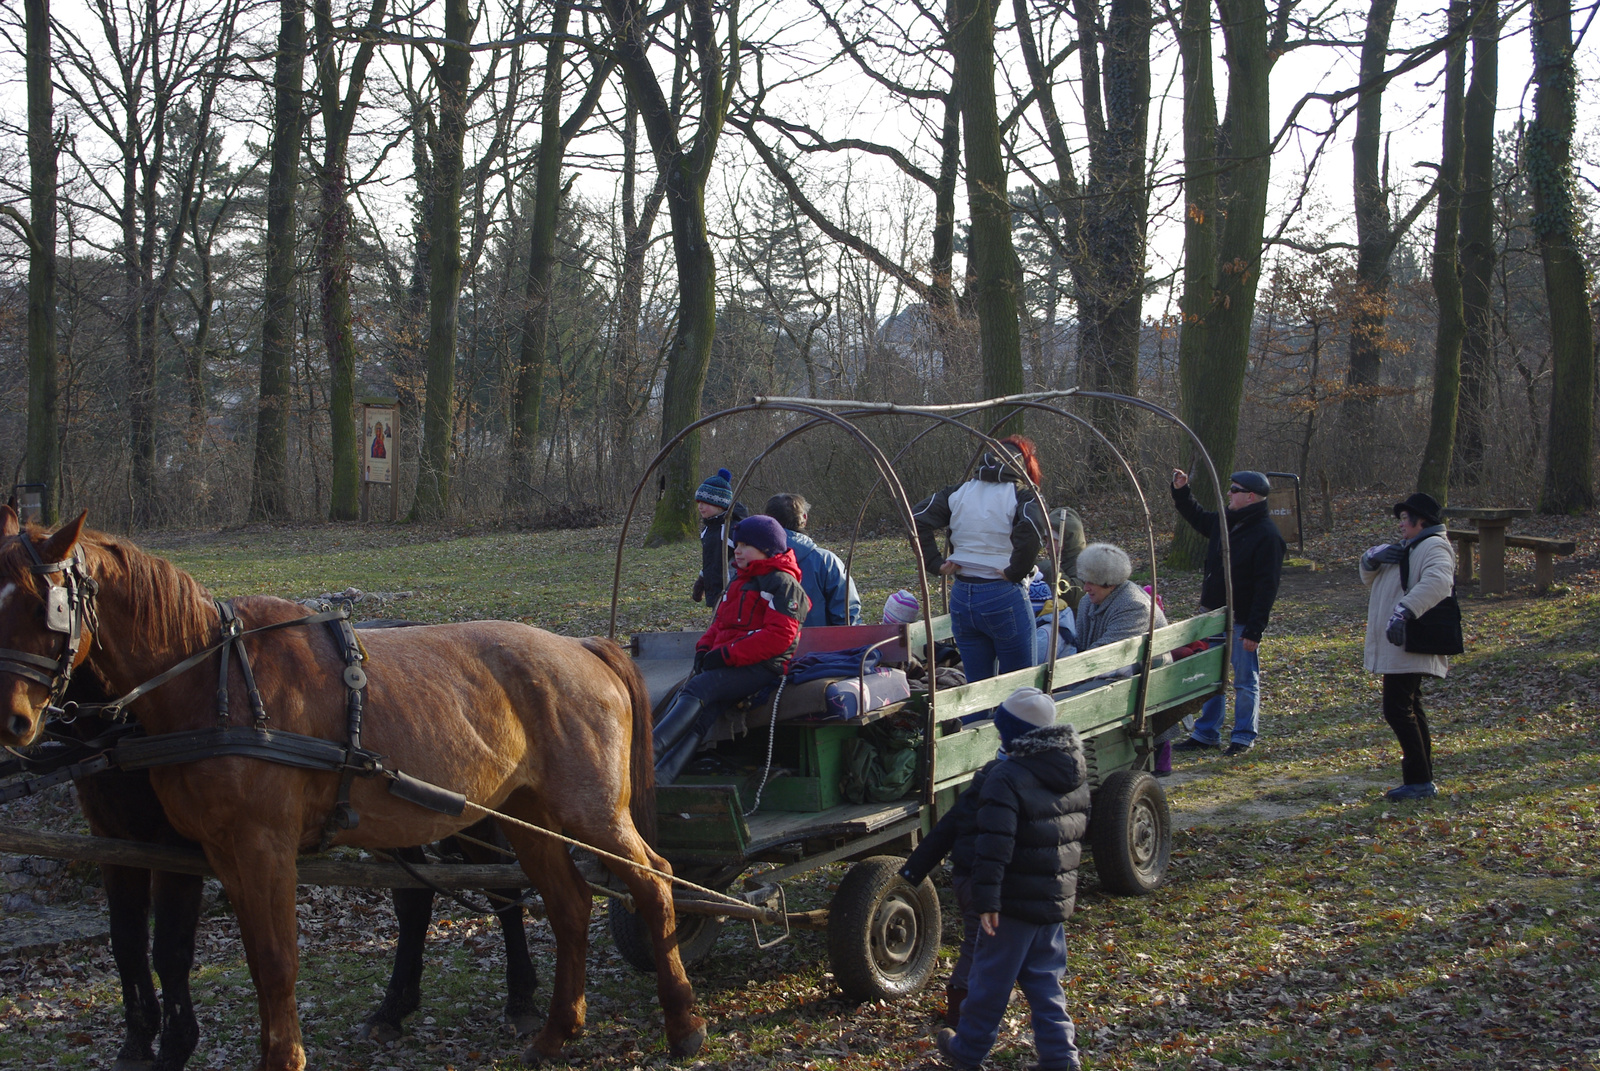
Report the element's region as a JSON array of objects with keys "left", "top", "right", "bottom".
[{"left": 0, "top": 582, "right": 15, "bottom": 612}]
